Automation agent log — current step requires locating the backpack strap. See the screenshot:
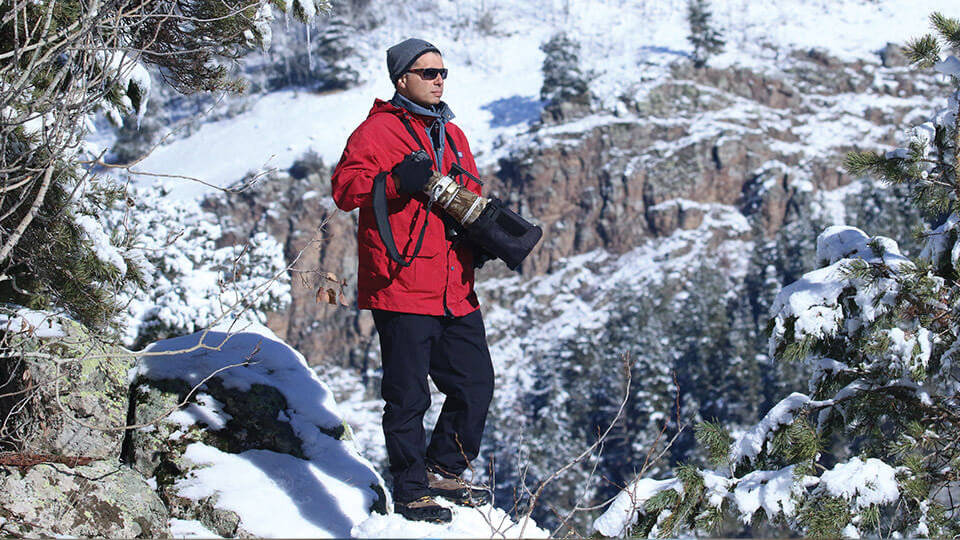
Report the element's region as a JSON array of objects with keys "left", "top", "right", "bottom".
[
  {"left": 443, "top": 132, "right": 484, "bottom": 188},
  {"left": 398, "top": 115, "right": 429, "bottom": 155},
  {"left": 367, "top": 114, "right": 437, "bottom": 267},
  {"left": 372, "top": 171, "right": 432, "bottom": 267}
]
